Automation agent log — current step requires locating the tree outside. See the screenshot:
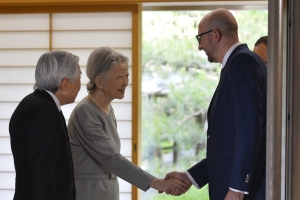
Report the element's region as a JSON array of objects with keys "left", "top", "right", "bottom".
[{"left": 141, "top": 10, "right": 268, "bottom": 200}]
